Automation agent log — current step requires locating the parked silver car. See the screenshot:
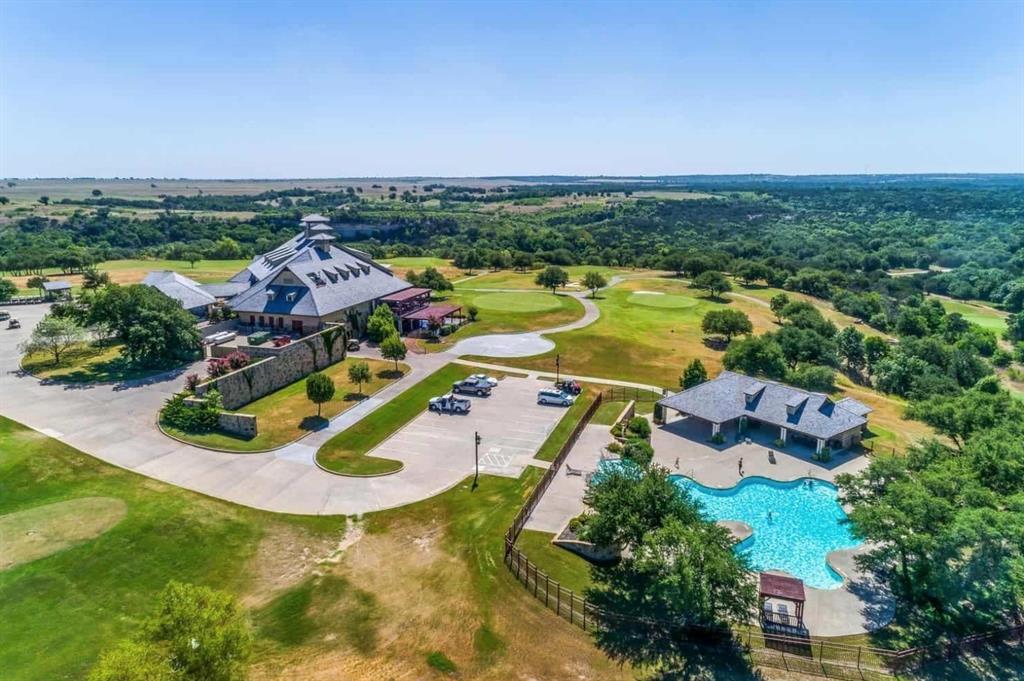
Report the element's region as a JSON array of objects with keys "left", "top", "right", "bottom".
[
  {"left": 429, "top": 393, "right": 472, "bottom": 414},
  {"left": 452, "top": 378, "right": 492, "bottom": 396},
  {"left": 537, "top": 388, "right": 575, "bottom": 406},
  {"left": 470, "top": 373, "right": 499, "bottom": 388}
]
